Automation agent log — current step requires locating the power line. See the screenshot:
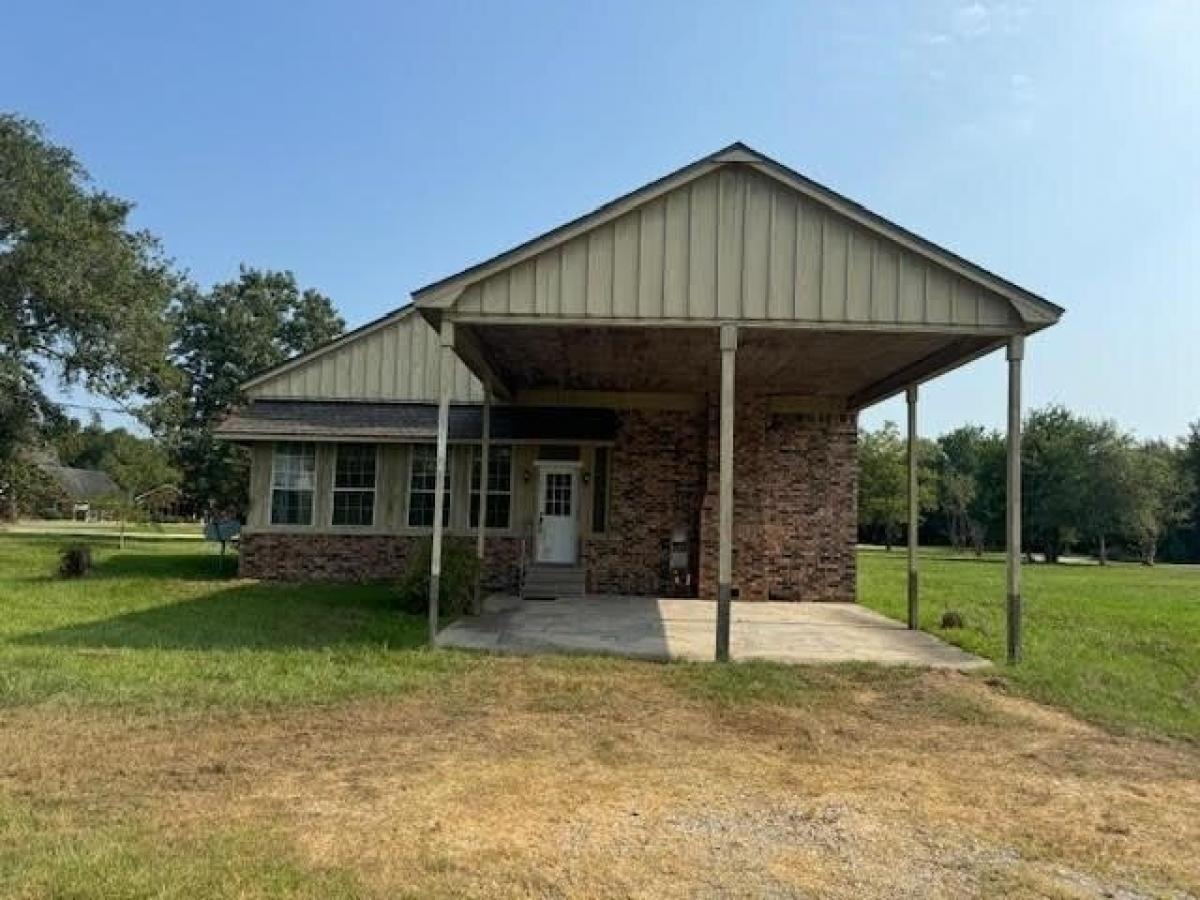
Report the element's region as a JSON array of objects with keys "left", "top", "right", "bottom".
[{"left": 58, "top": 401, "right": 137, "bottom": 416}]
